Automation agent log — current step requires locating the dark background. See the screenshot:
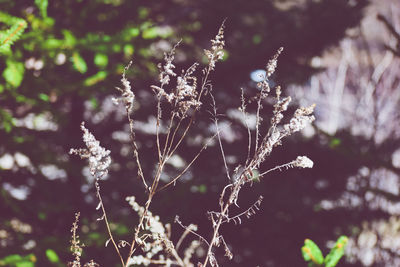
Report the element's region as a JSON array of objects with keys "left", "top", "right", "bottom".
[{"left": 1, "top": 0, "right": 400, "bottom": 266}]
